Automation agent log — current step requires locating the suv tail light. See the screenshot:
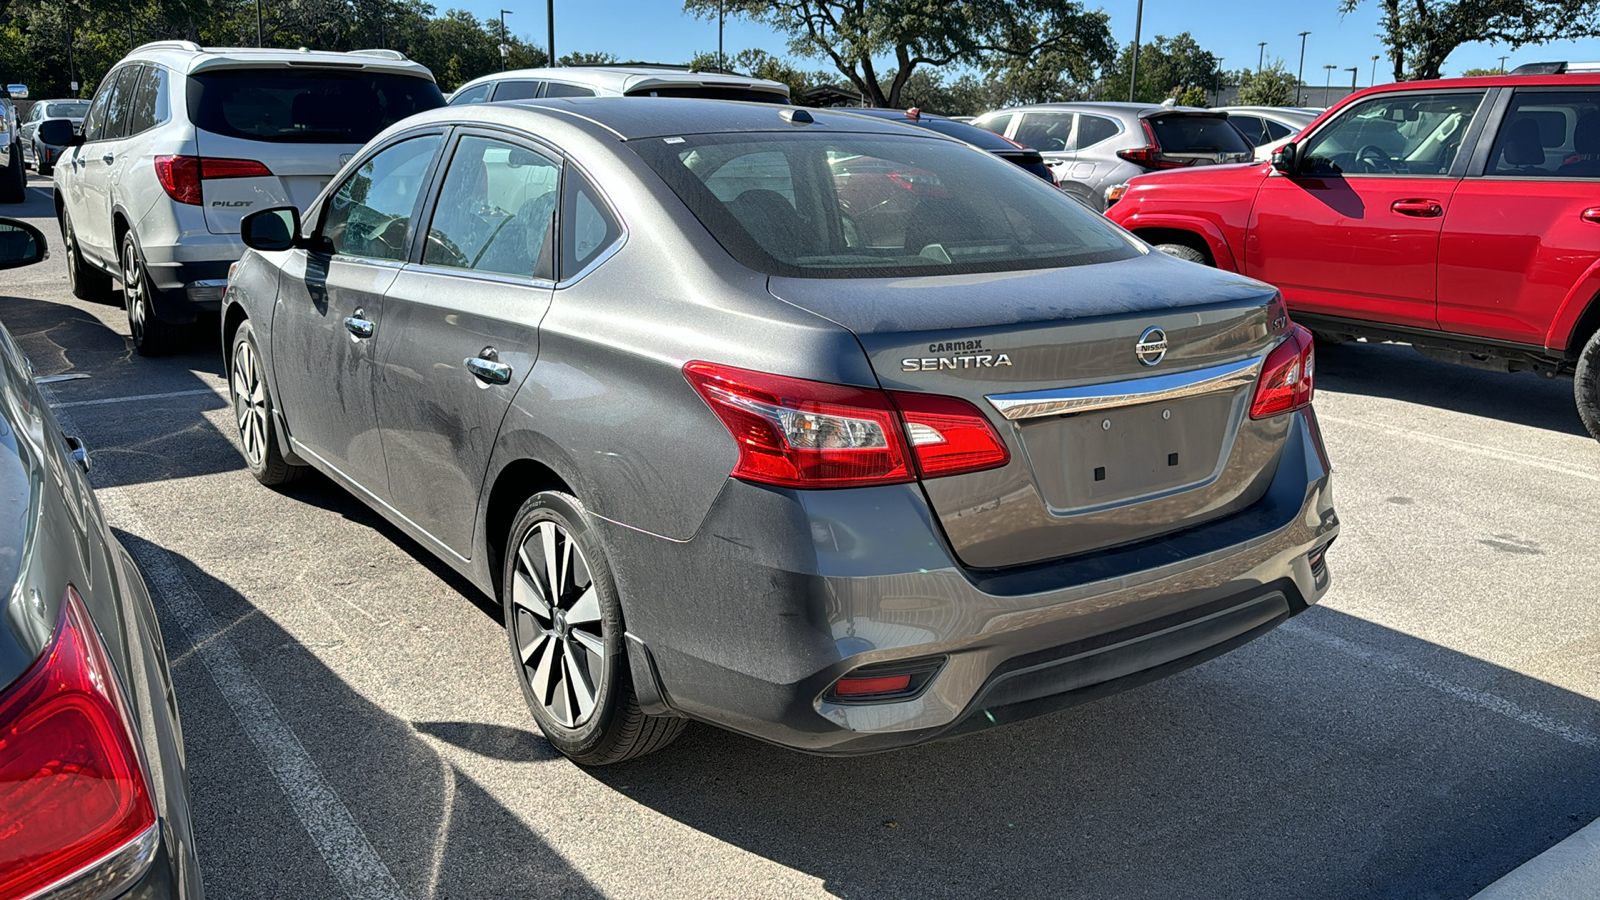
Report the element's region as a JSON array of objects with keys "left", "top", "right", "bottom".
[
  {"left": 154, "top": 155, "right": 274, "bottom": 205},
  {"left": 1249, "top": 324, "right": 1316, "bottom": 419},
  {"left": 684, "top": 362, "right": 1009, "bottom": 488},
  {"left": 0, "top": 585, "right": 157, "bottom": 900},
  {"left": 1117, "top": 120, "right": 1199, "bottom": 170}
]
